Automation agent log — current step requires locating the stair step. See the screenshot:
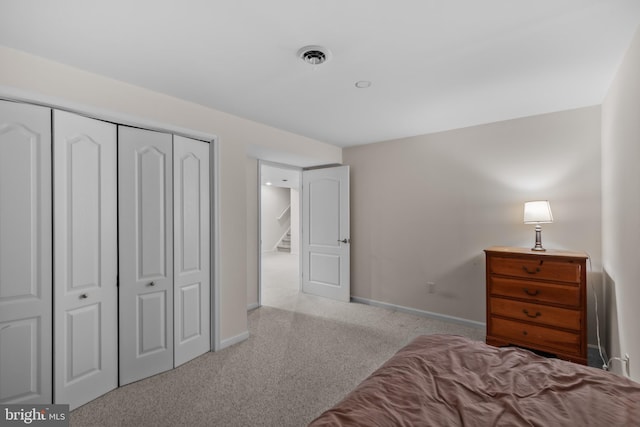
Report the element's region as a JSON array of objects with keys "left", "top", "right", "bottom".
[{"left": 278, "top": 230, "right": 292, "bottom": 252}]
